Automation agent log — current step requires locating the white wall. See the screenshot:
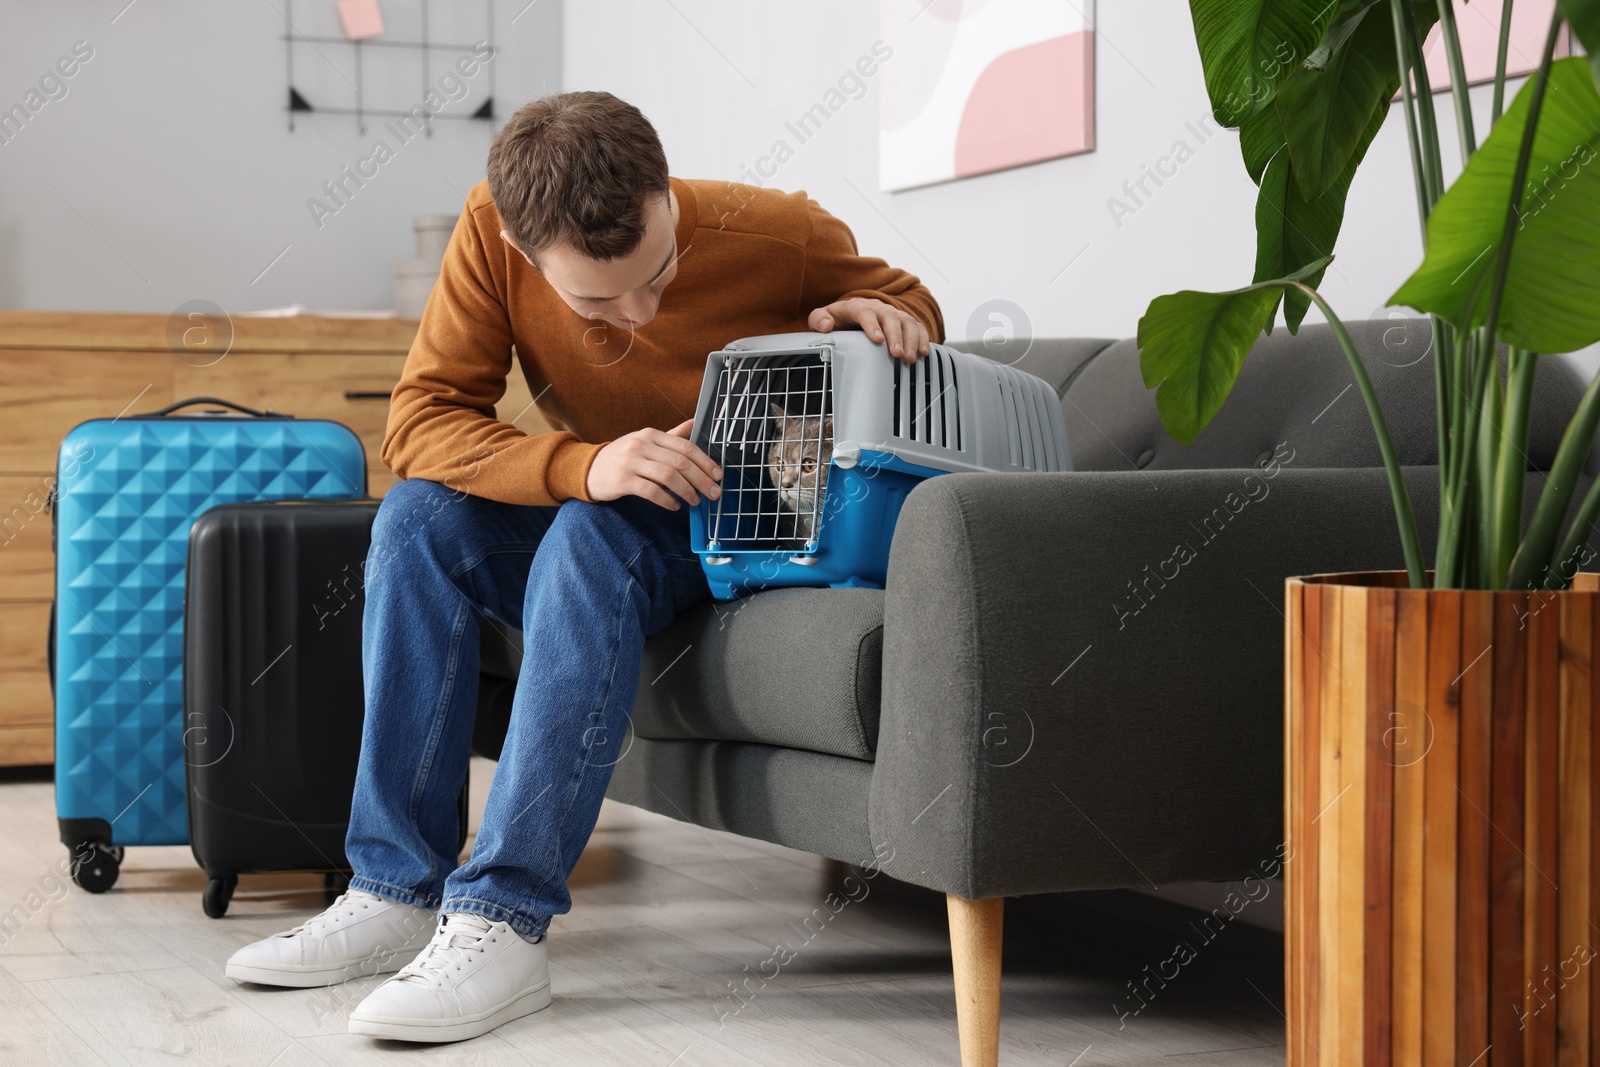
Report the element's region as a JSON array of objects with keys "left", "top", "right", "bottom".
[
  {"left": 0, "top": 0, "right": 561, "bottom": 314},
  {"left": 561, "top": 0, "right": 1594, "bottom": 928},
  {"left": 560, "top": 0, "right": 1526, "bottom": 346},
  {"left": 4, "top": 0, "right": 1588, "bottom": 372}
]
